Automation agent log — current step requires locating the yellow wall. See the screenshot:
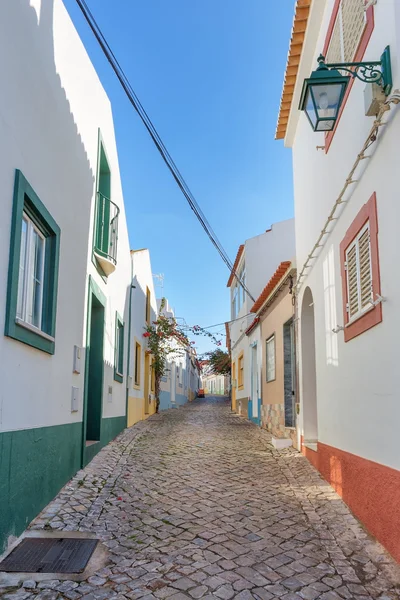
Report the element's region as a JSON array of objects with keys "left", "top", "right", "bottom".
[
  {"left": 127, "top": 396, "right": 145, "bottom": 427},
  {"left": 261, "top": 286, "right": 293, "bottom": 410}
]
